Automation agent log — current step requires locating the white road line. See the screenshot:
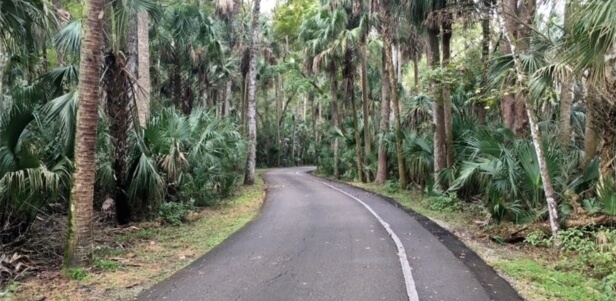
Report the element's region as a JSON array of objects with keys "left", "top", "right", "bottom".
[{"left": 296, "top": 171, "right": 419, "bottom": 301}]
